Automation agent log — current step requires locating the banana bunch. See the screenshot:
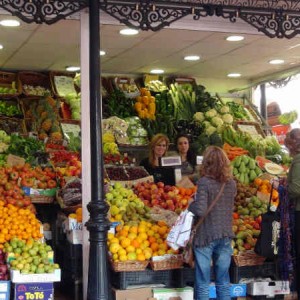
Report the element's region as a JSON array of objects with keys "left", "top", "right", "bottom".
[
  {"left": 146, "top": 80, "right": 168, "bottom": 93},
  {"left": 103, "top": 142, "right": 119, "bottom": 155}
]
